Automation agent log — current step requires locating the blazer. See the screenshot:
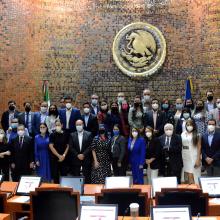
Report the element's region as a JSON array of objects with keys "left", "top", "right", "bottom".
[
  {"left": 18, "top": 112, "right": 35, "bottom": 133},
  {"left": 201, "top": 131, "right": 220, "bottom": 167},
  {"left": 68, "top": 130, "right": 93, "bottom": 165},
  {"left": 145, "top": 137, "right": 161, "bottom": 169},
  {"left": 144, "top": 110, "right": 165, "bottom": 136},
  {"left": 32, "top": 112, "right": 48, "bottom": 135},
  {"left": 1, "top": 110, "right": 20, "bottom": 132},
  {"left": 158, "top": 134, "right": 183, "bottom": 172},
  {"left": 90, "top": 106, "right": 100, "bottom": 116},
  {"left": 59, "top": 108, "right": 82, "bottom": 132},
  {"left": 82, "top": 113, "right": 99, "bottom": 137},
  {"left": 209, "top": 108, "right": 220, "bottom": 128},
  {"left": 10, "top": 135, "right": 34, "bottom": 173},
  {"left": 111, "top": 135, "right": 126, "bottom": 162},
  {"left": 205, "top": 101, "right": 216, "bottom": 112},
  {"left": 128, "top": 137, "right": 146, "bottom": 166}
]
